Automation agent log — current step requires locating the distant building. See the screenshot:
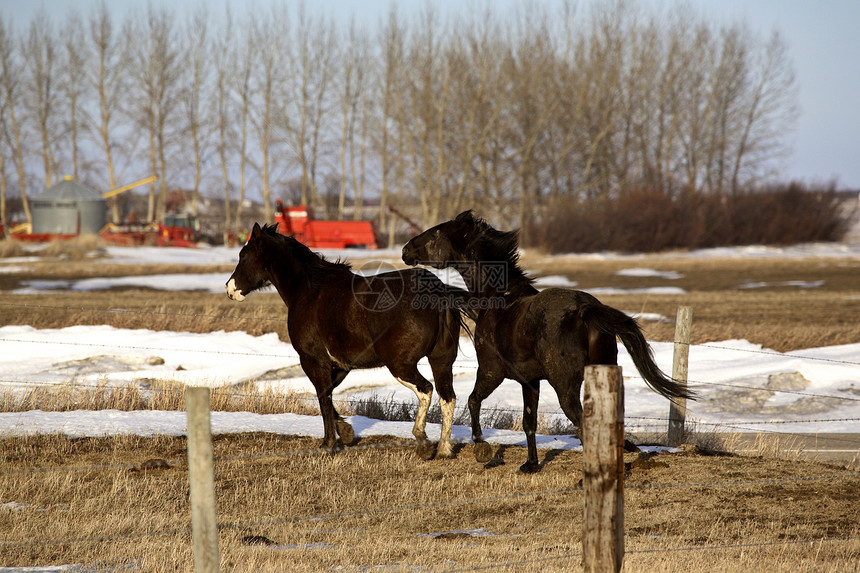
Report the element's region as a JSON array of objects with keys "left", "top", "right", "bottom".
[{"left": 31, "top": 176, "right": 106, "bottom": 235}]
